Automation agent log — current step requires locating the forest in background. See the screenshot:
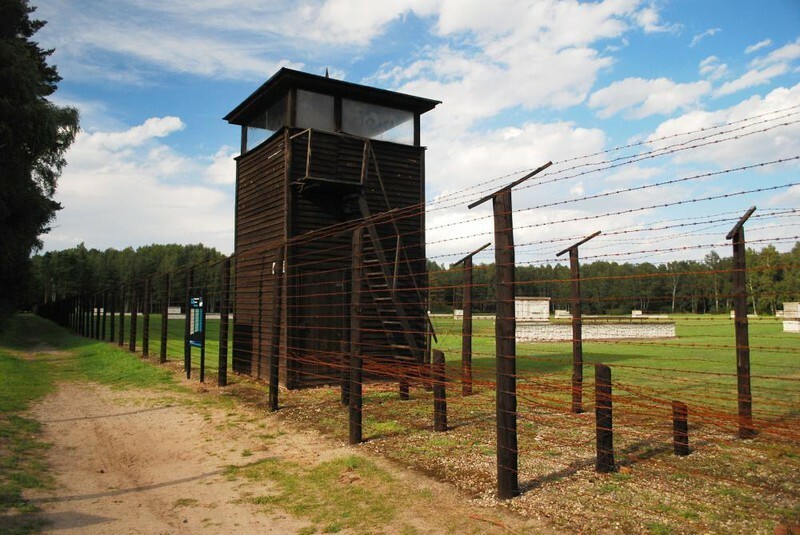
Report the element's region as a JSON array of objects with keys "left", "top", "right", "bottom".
[
  {"left": 27, "top": 241, "right": 798, "bottom": 316},
  {"left": 27, "top": 243, "right": 225, "bottom": 307},
  {"left": 428, "top": 242, "right": 799, "bottom": 316}
]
